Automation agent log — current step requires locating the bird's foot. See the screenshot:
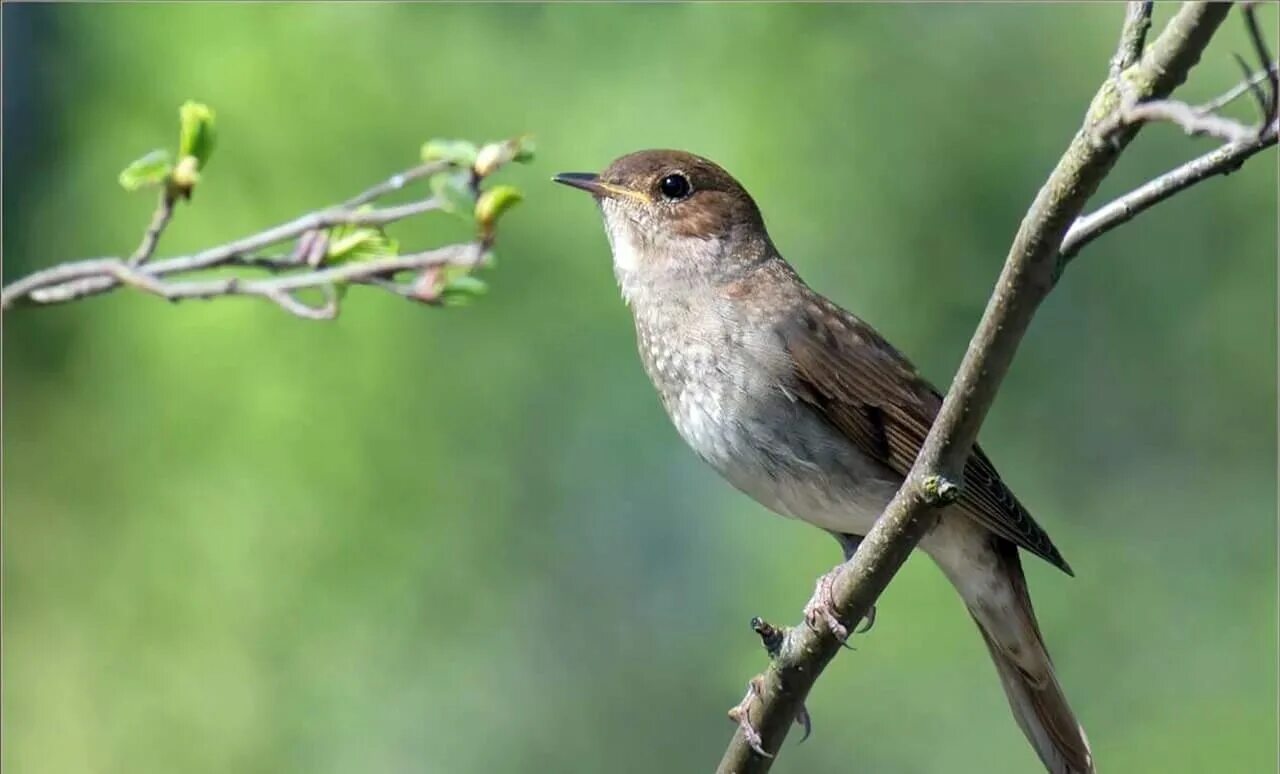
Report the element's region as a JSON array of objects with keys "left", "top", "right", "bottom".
[
  {"left": 727, "top": 676, "right": 772, "bottom": 758},
  {"left": 802, "top": 568, "right": 876, "bottom": 644}
]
